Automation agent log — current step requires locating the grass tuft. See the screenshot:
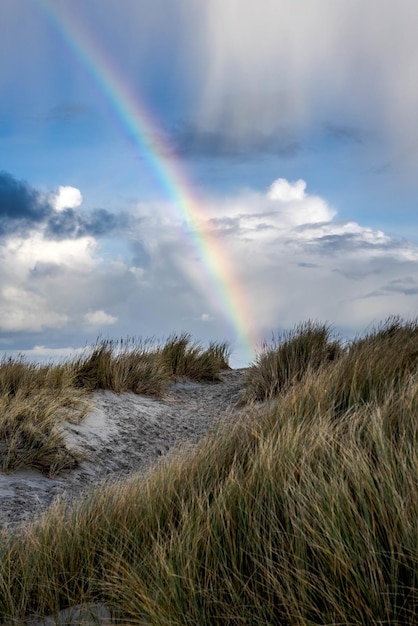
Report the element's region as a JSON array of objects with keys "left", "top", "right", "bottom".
[
  {"left": 159, "top": 333, "right": 230, "bottom": 381},
  {"left": 242, "top": 320, "right": 341, "bottom": 402},
  {"left": 0, "top": 359, "right": 88, "bottom": 476},
  {"left": 71, "top": 338, "right": 168, "bottom": 396},
  {"left": 325, "top": 315, "right": 418, "bottom": 415}
]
